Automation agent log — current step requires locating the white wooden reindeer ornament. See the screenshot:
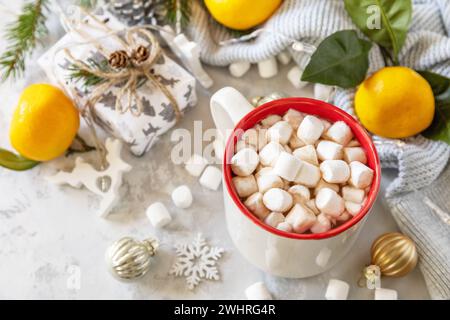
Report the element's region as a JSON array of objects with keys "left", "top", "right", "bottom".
[{"left": 47, "top": 139, "right": 132, "bottom": 218}]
